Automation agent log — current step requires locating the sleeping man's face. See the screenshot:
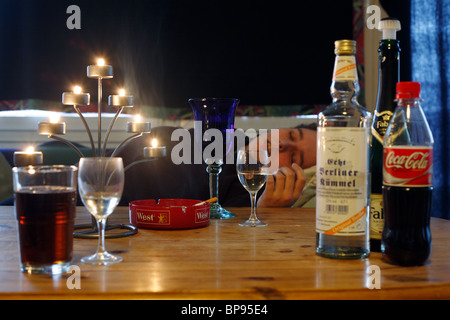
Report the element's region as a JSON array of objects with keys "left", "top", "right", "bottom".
[{"left": 248, "top": 128, "right": 317, "bottom": 170}]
